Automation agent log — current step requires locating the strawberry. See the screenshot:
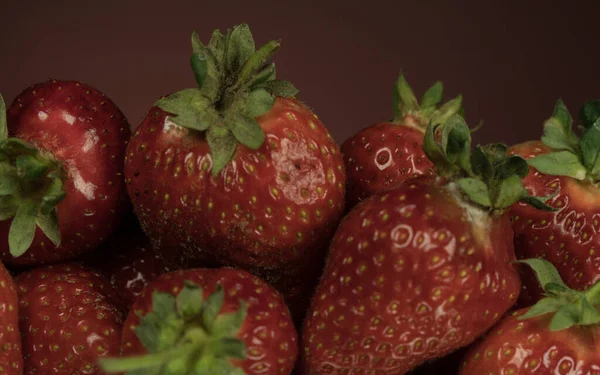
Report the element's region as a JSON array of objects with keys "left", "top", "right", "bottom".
[
  {"left": 0, "top": 81, "right": 131, "bottom": 267},
  {"left": 124, "top": 24, "right": 345, "bottom": 321},
  {"left": 0, "top": 260, "right": 22, "bottom": 374},
  {"left": 341, "top": 75, "right": 462, "bottom": 209},
  {"left": 98, "top": 267, "right": 298, "bottom": 375},
  {"left": 300, "top": 114, "right": 554, "bottom": 374},
  {"left": 16, "top": 262, "right": 126, "bottom": 374},
  {"left": 80, "top": 219, "right": 175, "bottom": 310},
  {"left": 509, "top": 100, "right": 600, "bottom": 306},
  {"left": 460, "top": 258, "right": 600, "bottom": 375}
]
